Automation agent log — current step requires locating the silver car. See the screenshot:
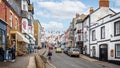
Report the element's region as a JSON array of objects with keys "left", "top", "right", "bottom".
[{"left": 68, "top": 48, "right": 80, "bottom": 57}]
